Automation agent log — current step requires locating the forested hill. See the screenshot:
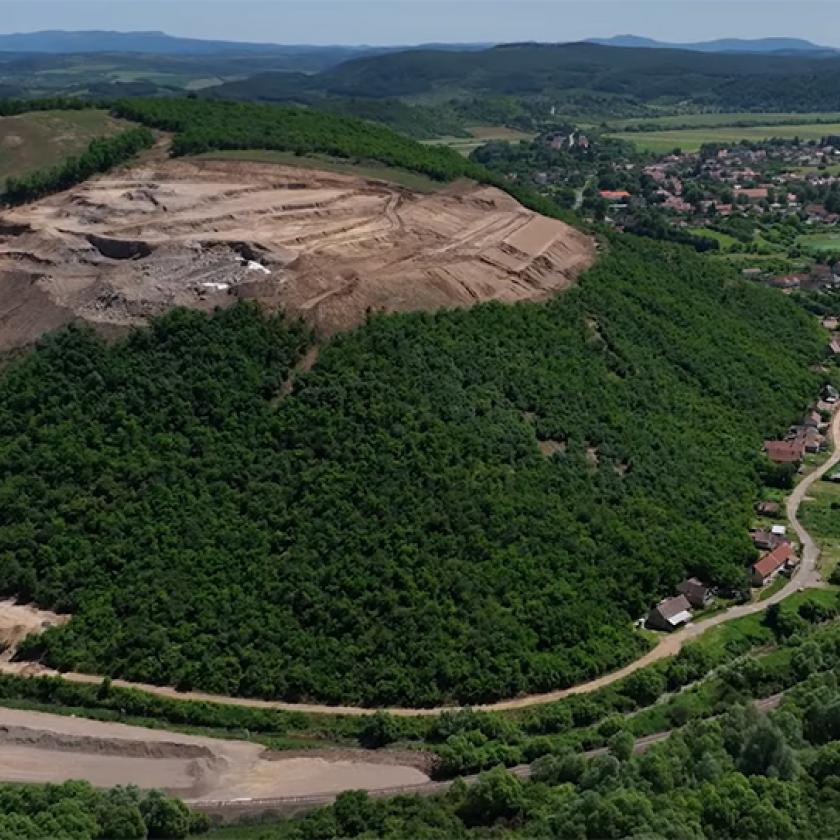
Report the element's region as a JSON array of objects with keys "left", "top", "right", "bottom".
[
  {"left": 0, "top": 234, "right": 823, "bottom": 707},
  {"left": 208, "top": 42, "right": 840, "bottom": 111}
]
